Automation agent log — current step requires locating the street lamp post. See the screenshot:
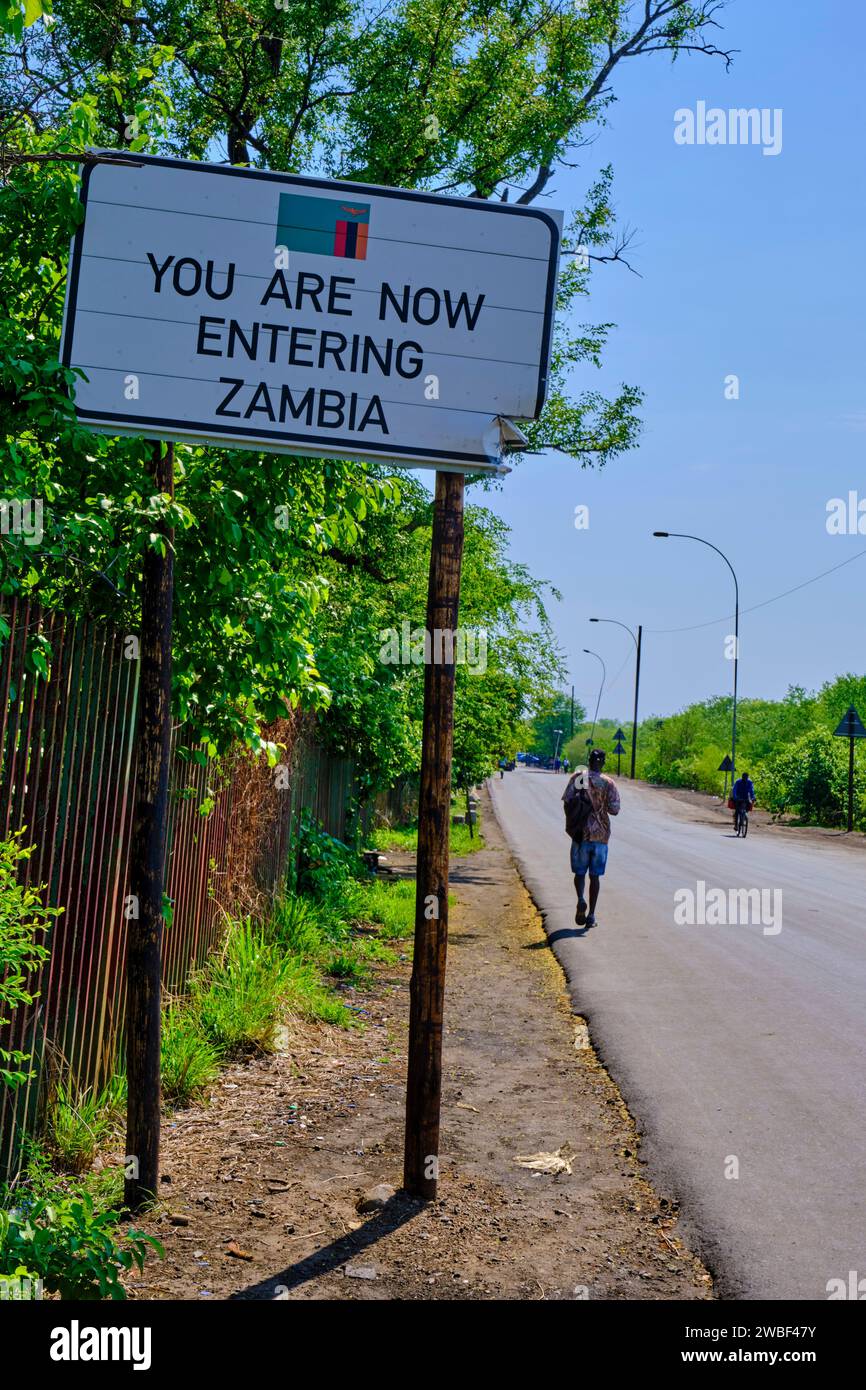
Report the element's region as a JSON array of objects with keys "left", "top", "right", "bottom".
[
  {"left": 653, "top": 531, "right": 740, "bottom": 783},
  {"left": 553, "top": 727, "right": 564, "bottom": 769},
  {"left": 582, "top": 649, "right": 606, "bottom": 748},
  {"left": 590, "top": 617, "right": 642, "bottom": 779}
]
